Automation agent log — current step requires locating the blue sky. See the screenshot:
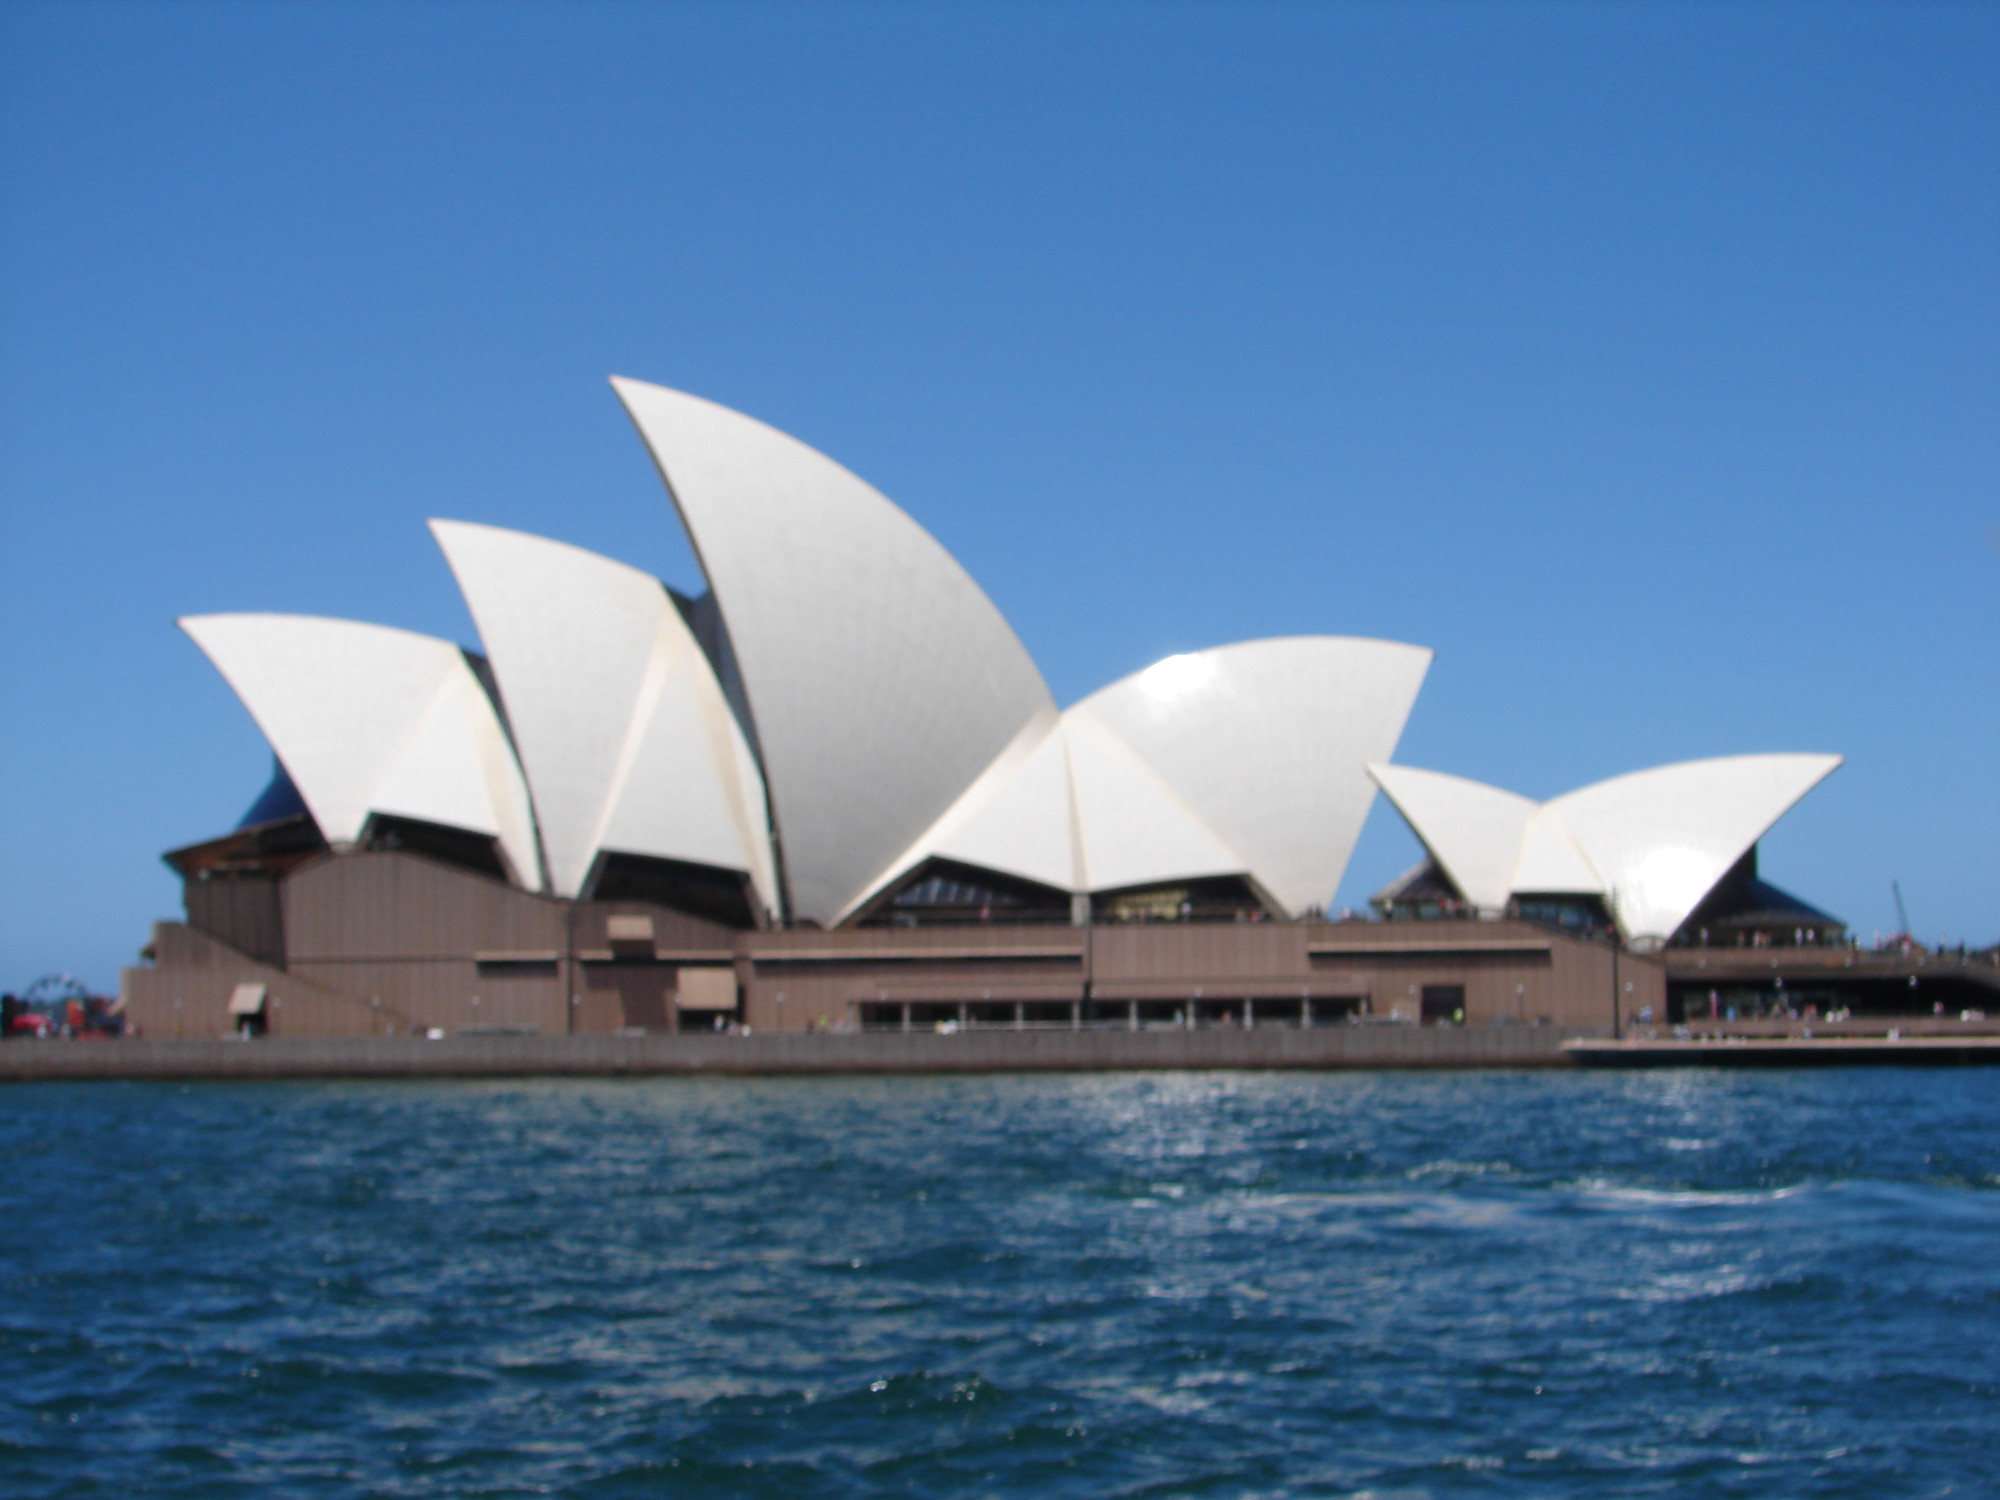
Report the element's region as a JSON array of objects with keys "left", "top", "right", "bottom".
[{"left": 3, "top": 1, "right": 1994, "bottom": 991}]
